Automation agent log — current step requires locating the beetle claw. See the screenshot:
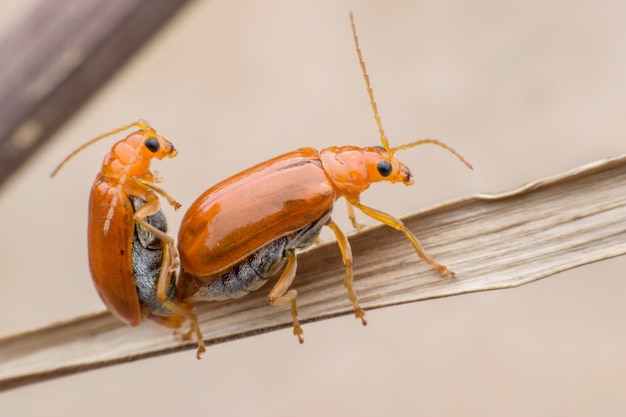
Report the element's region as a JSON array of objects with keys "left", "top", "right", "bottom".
[
  {"left": 196, "top": 344, "right": 206, "bottom": 359},
  {"left": 294, "top": 325, "right": 304, "bottom": 344},
  {"left": 169, "top": 258, "right": 180, "bottom": 273},
  {"left": 351, "top": 219, "right": 366, "bottom": 230},
  {"left": 354, "top": 308, "right": 367, "bottom": 326},
  {"left": 435, "top": 264, "right": 455, "bottom": 277}
]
